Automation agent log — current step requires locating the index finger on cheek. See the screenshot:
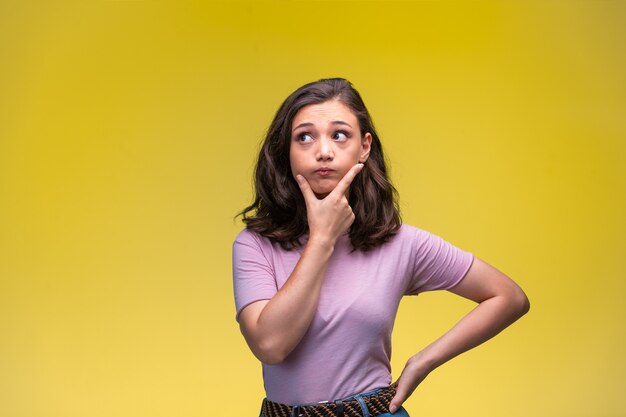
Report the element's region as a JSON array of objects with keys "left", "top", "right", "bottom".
[{"left": 330, "top": 163, "right": 364, "bottom": 197}]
